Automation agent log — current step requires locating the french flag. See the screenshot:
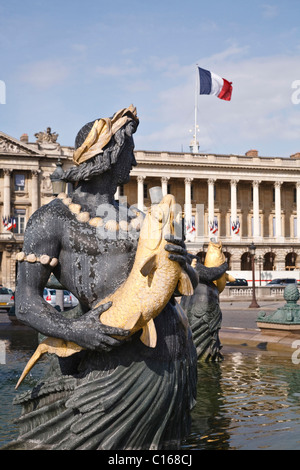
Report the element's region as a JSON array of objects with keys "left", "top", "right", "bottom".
[{"left": 198, "top": 67, "right": 233, "bottom": 101}]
